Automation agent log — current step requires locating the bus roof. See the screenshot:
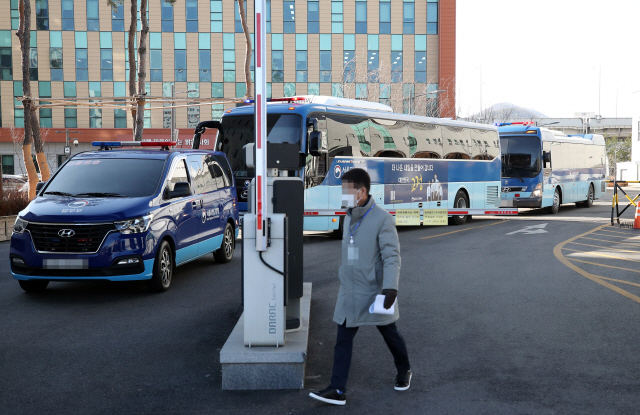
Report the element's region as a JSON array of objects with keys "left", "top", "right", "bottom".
[
  {"left": 498, "top": 125, "right": 605, "bottom": 145},
  {"left": 224, "top": 95, "right": 498, "bottom": 132}
]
